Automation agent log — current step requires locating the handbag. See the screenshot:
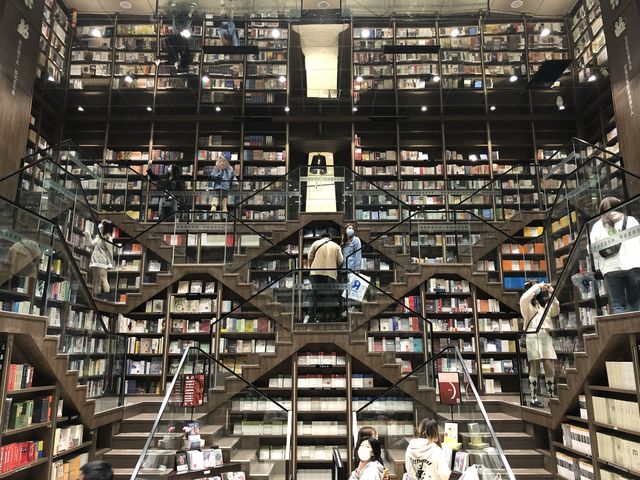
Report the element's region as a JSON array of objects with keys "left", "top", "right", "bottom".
[
  {"left": 342, "top": 272, "right": 371, "bottom": 302},
  {"left": 598, "top": 216, "right": 627, "bottom": 258}
]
